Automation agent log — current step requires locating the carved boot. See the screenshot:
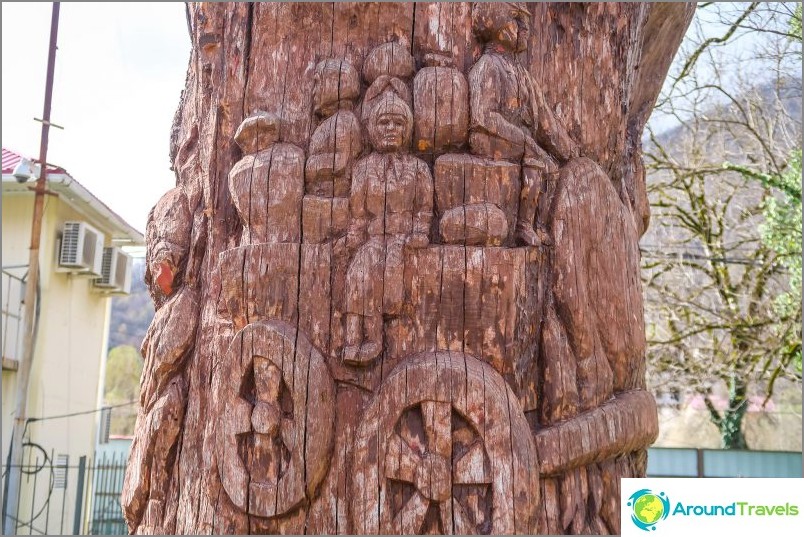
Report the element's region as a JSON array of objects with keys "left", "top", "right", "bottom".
[{"left": 343, "top": 313, "right": 382, "bottom": 366}]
